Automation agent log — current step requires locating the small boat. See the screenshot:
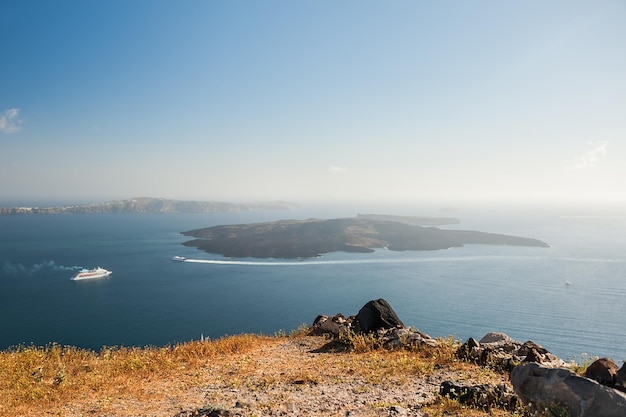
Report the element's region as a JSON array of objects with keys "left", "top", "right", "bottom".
[
  {"left": 71, "top": 267, "right": 112, "bottom": 281},
  {"left": 172, "top": 256, "right": 187, "bottom": 262}
]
